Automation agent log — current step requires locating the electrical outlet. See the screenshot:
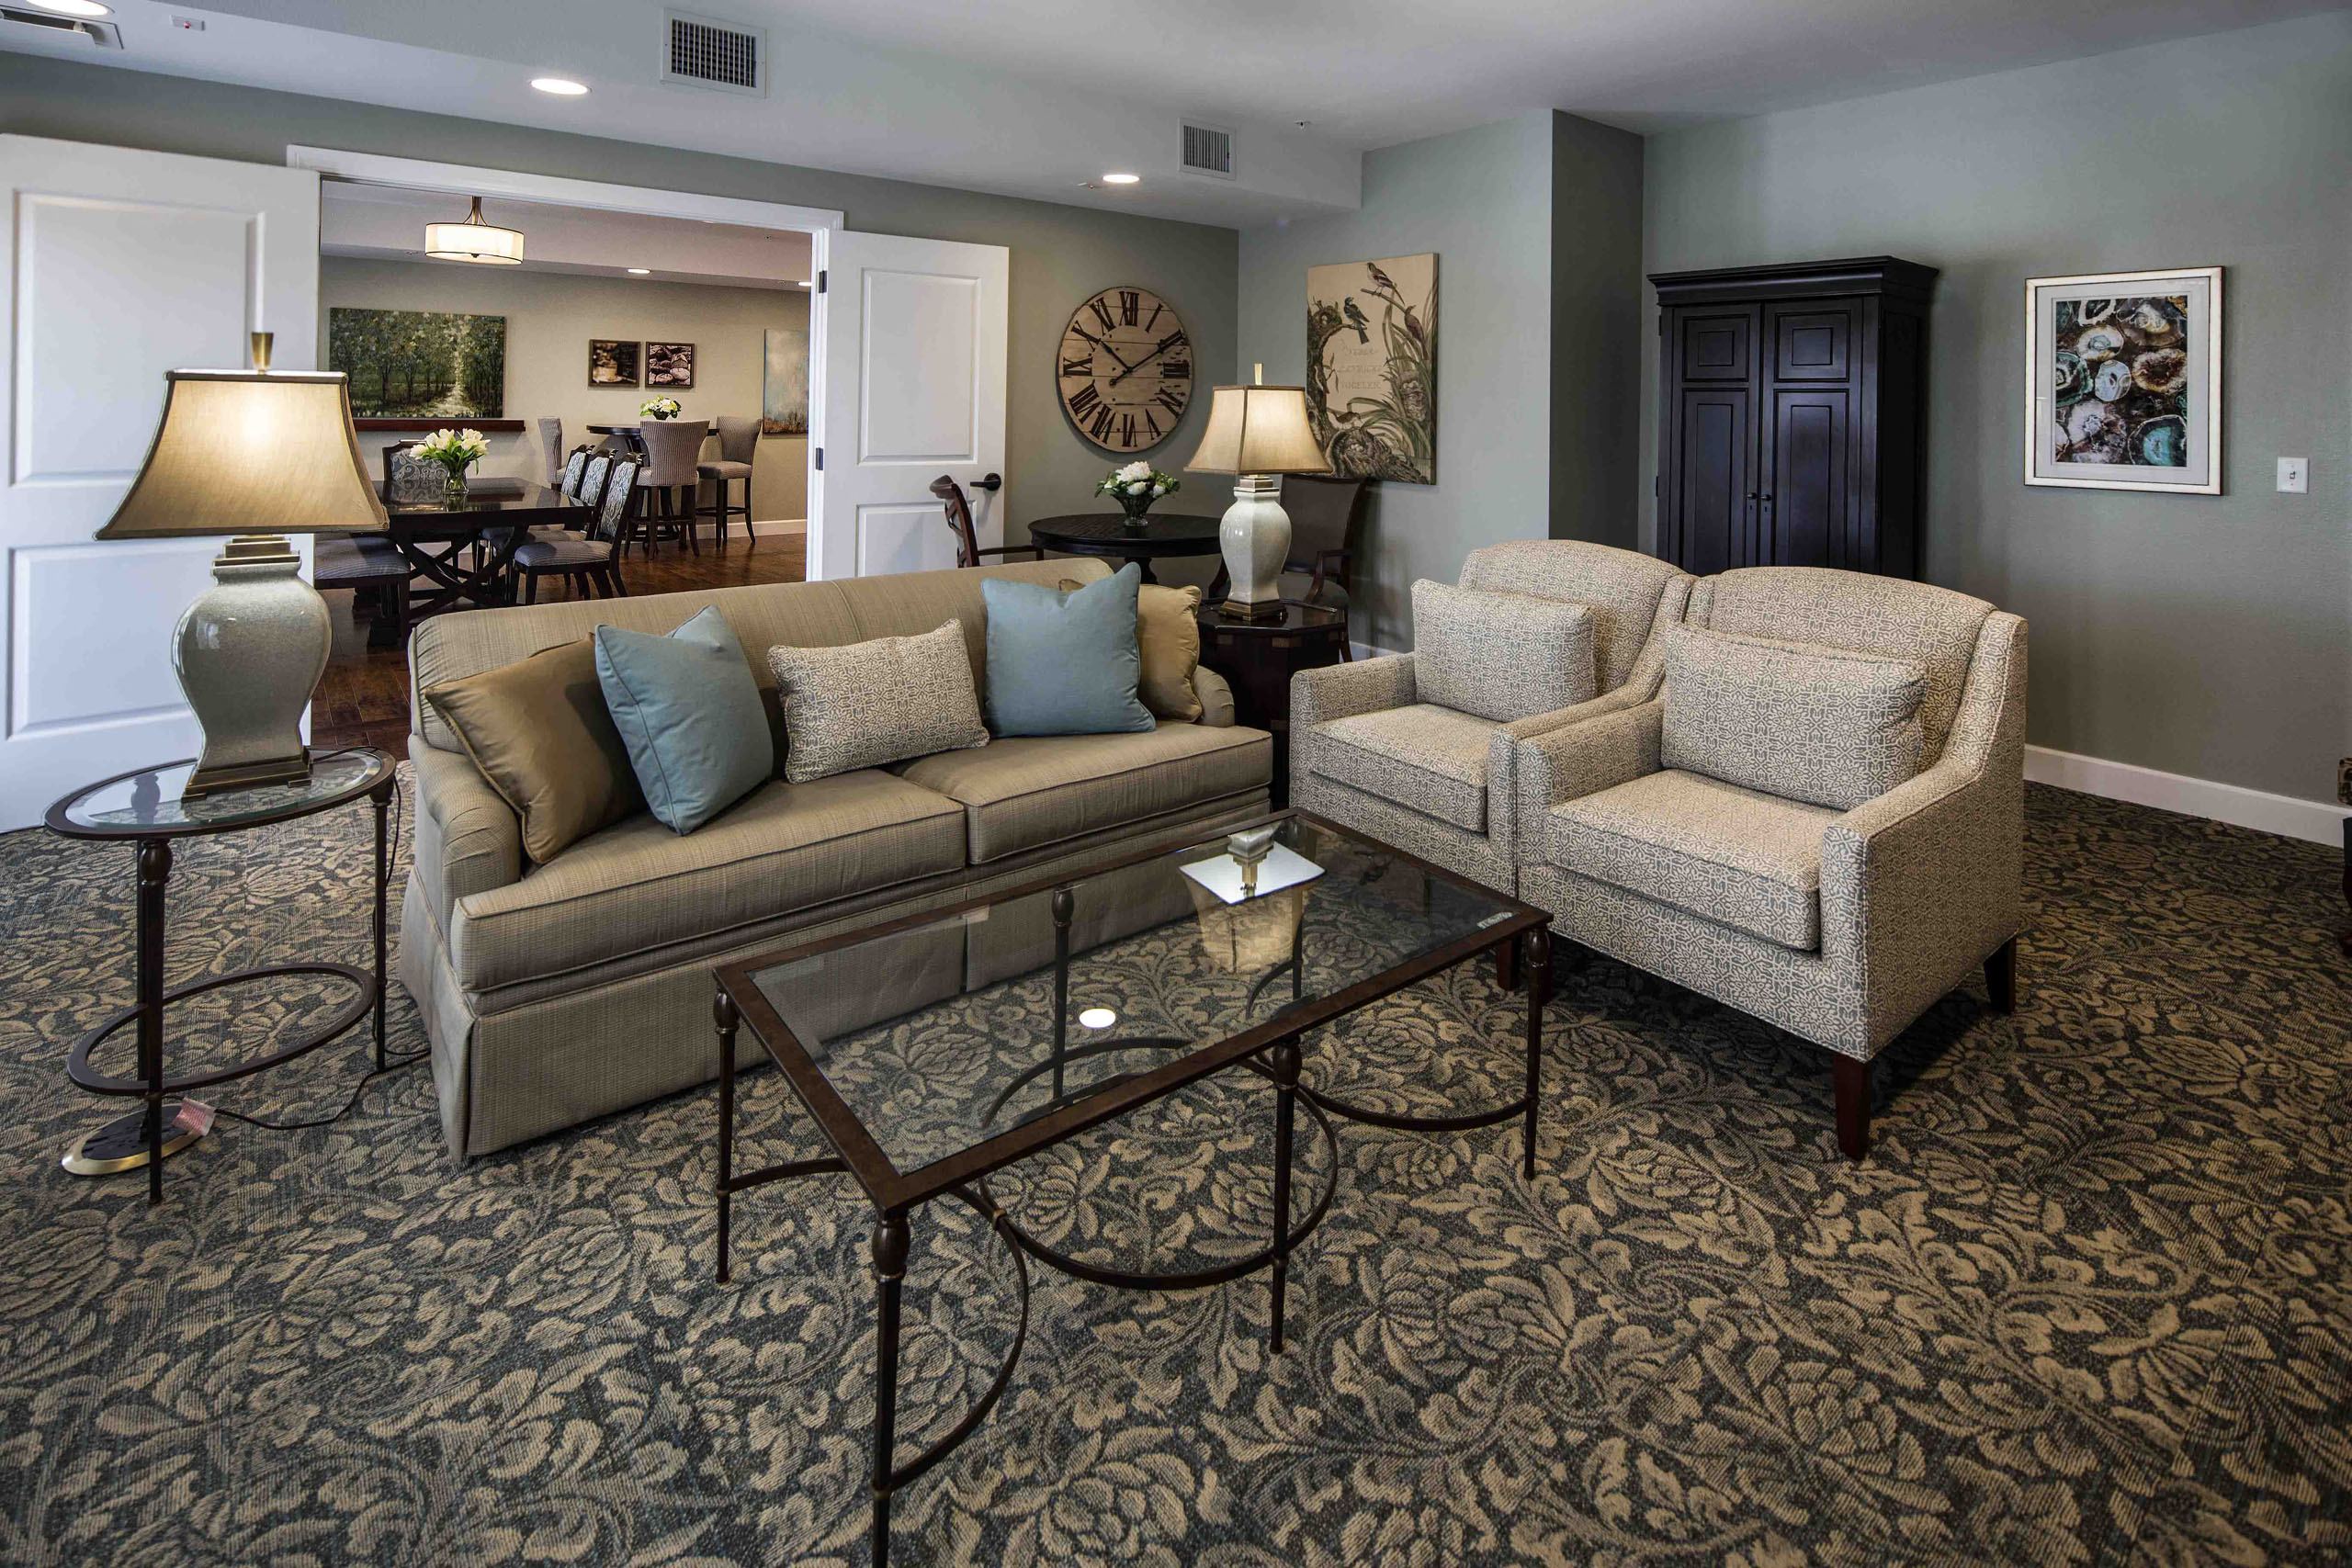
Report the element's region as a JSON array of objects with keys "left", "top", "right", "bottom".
[{"left": 2276, "top": 457, "right": 2308, "bottom": 493}]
